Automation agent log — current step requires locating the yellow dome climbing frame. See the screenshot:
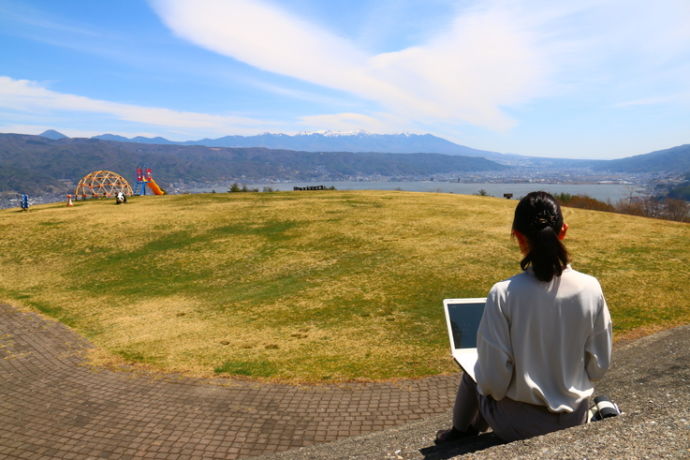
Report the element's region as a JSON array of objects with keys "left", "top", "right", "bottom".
[{"left": 74, "top": 170, "right": 133, "bottom": 199}]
